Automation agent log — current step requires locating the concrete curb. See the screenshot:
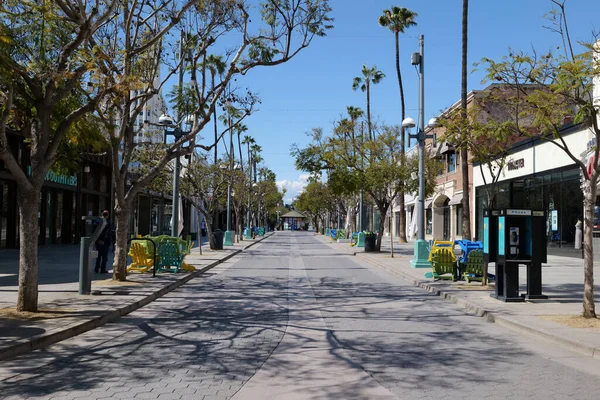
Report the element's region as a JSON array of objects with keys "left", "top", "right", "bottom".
[
  {"left": 0, "top": 233, "right": 273, "bottom": 361},
  {"left": 351, "top": 251, "right": 600, "bottom": 359}
]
